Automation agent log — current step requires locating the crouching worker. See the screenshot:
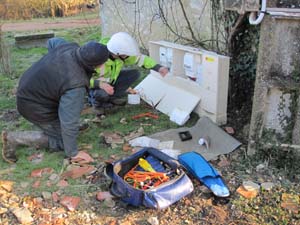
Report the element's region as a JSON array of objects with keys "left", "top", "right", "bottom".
[
  {"left": 89, "top": 32, "right": 169, "bottom": 113},
  {"left": 1, "top": 38, "right": 109, "bottom": 163}
]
